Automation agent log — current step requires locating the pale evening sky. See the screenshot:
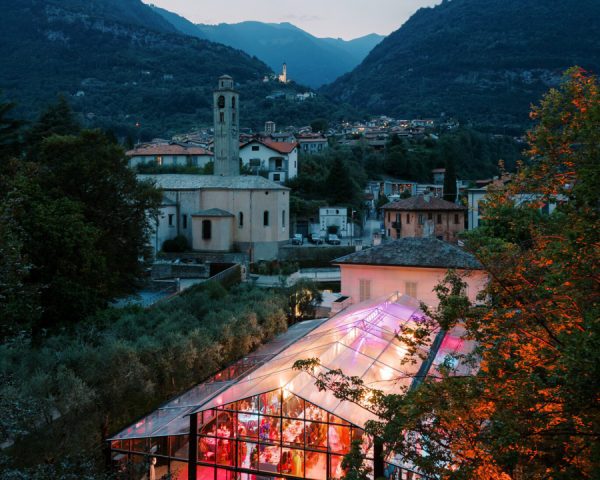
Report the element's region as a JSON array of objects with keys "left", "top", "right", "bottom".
[{"left": 142, "top": 0, "right": 441, "bottom": 40}]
